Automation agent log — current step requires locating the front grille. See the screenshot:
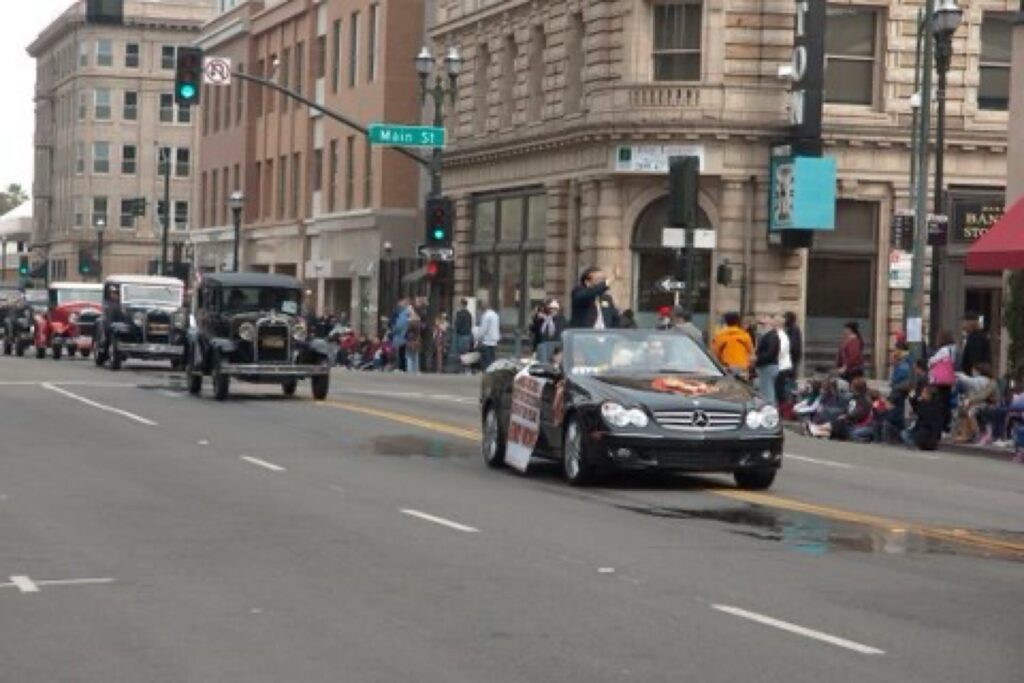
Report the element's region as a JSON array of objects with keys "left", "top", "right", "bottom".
[
  {"left": 653, "top": 410, "right": 743, "bottom": 432},
  {"left": 146, "top": 312, "right": 171, "bottom": 344},
  {"left": 256, "top": 321, "right": 290, "bottom": 363}
]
